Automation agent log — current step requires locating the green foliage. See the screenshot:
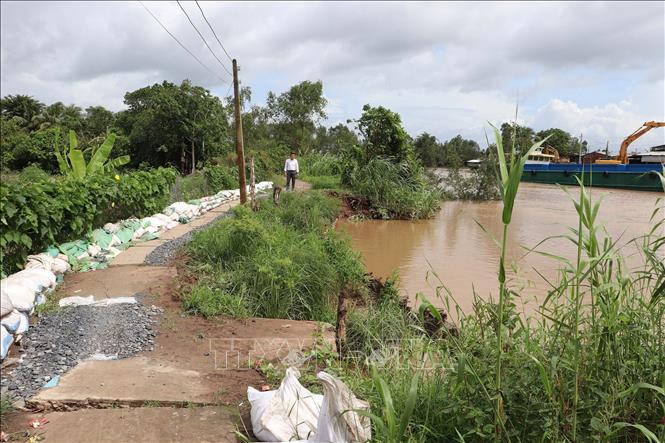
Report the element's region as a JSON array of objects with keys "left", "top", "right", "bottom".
[
  {"left": 414, "top": 133, "right": 482, "bottom": 168},
  {"left": 346, "top": 157, "right": 440, "bottom": 219},
  {"left": 185, "top": 192, "right": 365, "bottom": 321},
  {"left": 183, "top": 285, "right": 250, "bottom": 318},
  {"left": 443, "top": 148, "right": 501, "bottom": 200},
  {"left": 54, "top": 130, "right": 129, "bottom": 177},
  {"left": 356, "top": 104, "right": 412, "bottom": 162},
  {"left": 0, "top": 94, "right": 44, "bottom": 129},
  {"left": 266, "top": 80, "right": 327, "bottom": 154},
  {"left": 0, "top": 167, "right": 176, "bottom": 274},
  {"left": 17, "top": 164, "right": 52, "bottom": 184},
  {"left": 117, "top": 80, "right": 231, "bottom": 173}
]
